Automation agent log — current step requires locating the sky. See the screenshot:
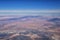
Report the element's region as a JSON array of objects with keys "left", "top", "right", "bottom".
[{"left": 0, "top": 0, "right": 60, "bottom": 16}]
